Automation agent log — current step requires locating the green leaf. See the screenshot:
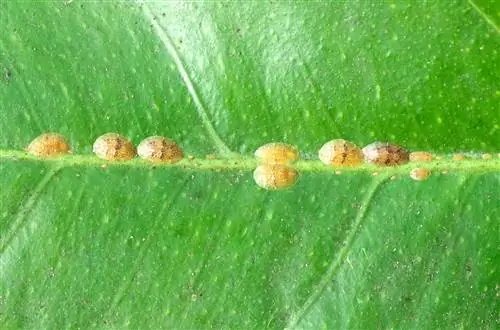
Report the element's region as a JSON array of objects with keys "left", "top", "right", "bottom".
[{"left": 1, "top": 1, "right": 499, "bottom": 329}]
